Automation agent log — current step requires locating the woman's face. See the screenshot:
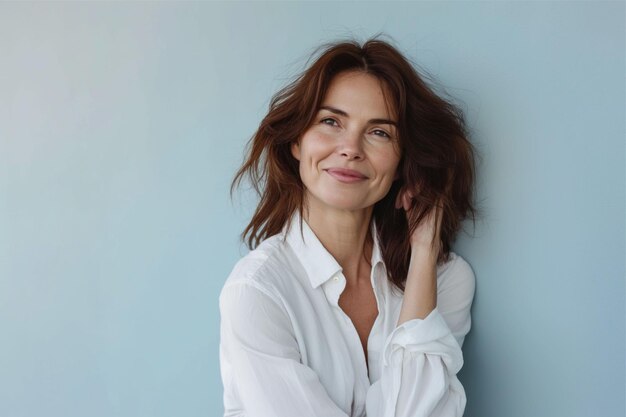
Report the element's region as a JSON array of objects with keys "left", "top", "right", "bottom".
[{"left": 291, "top": 70, "right": 401, "bottom": 214}]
